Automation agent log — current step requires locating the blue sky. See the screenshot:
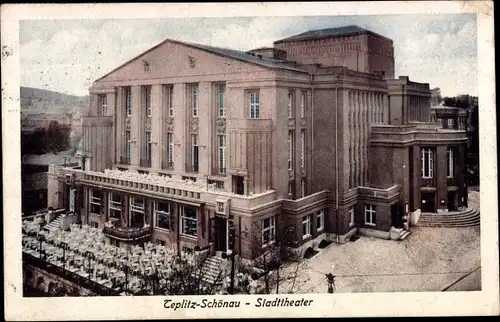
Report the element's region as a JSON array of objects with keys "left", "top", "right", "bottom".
[{"left": 20, "top": 14, "right": 477, "bottom": 97}]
